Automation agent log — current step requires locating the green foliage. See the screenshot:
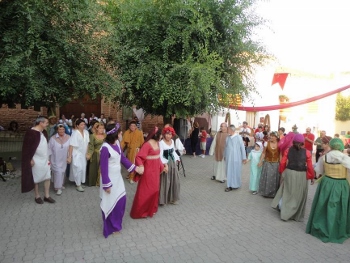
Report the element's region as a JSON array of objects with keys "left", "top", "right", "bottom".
[
  {"left": 335, "top": 93, "right": 350, "bottom": 121},
  {"left": 107, "top": 0, "right": 268, "bottom": 117},
  {"left": 0, "top": 0, "right": 122, "bottom": 107}
]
